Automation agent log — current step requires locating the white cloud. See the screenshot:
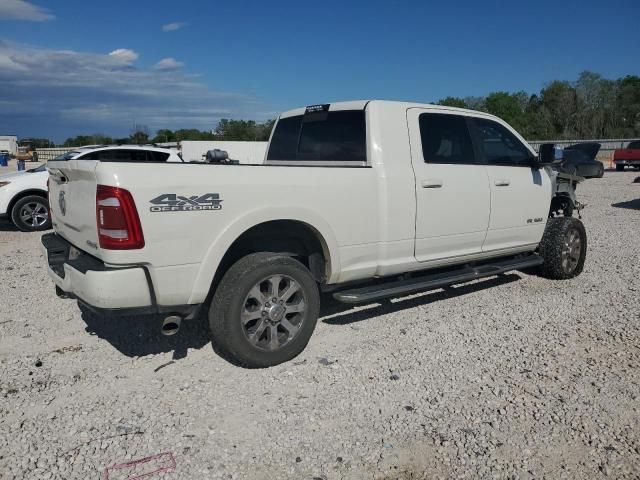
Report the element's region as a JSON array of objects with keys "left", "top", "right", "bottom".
[
  {"left": 162, "top": 22, "right": 187, "bottom": 32},
  {"left": 153, "top": 57, "right": 184, "bottom": 71},
  {"left": 108, "top": 48, "right": 138, "bottom": 65},
  {"left": 0, "top": 40, "right": 271, "bottom": 140},
  {"left": 0, "top": 0, "right": 54, "bottom": 21}
]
